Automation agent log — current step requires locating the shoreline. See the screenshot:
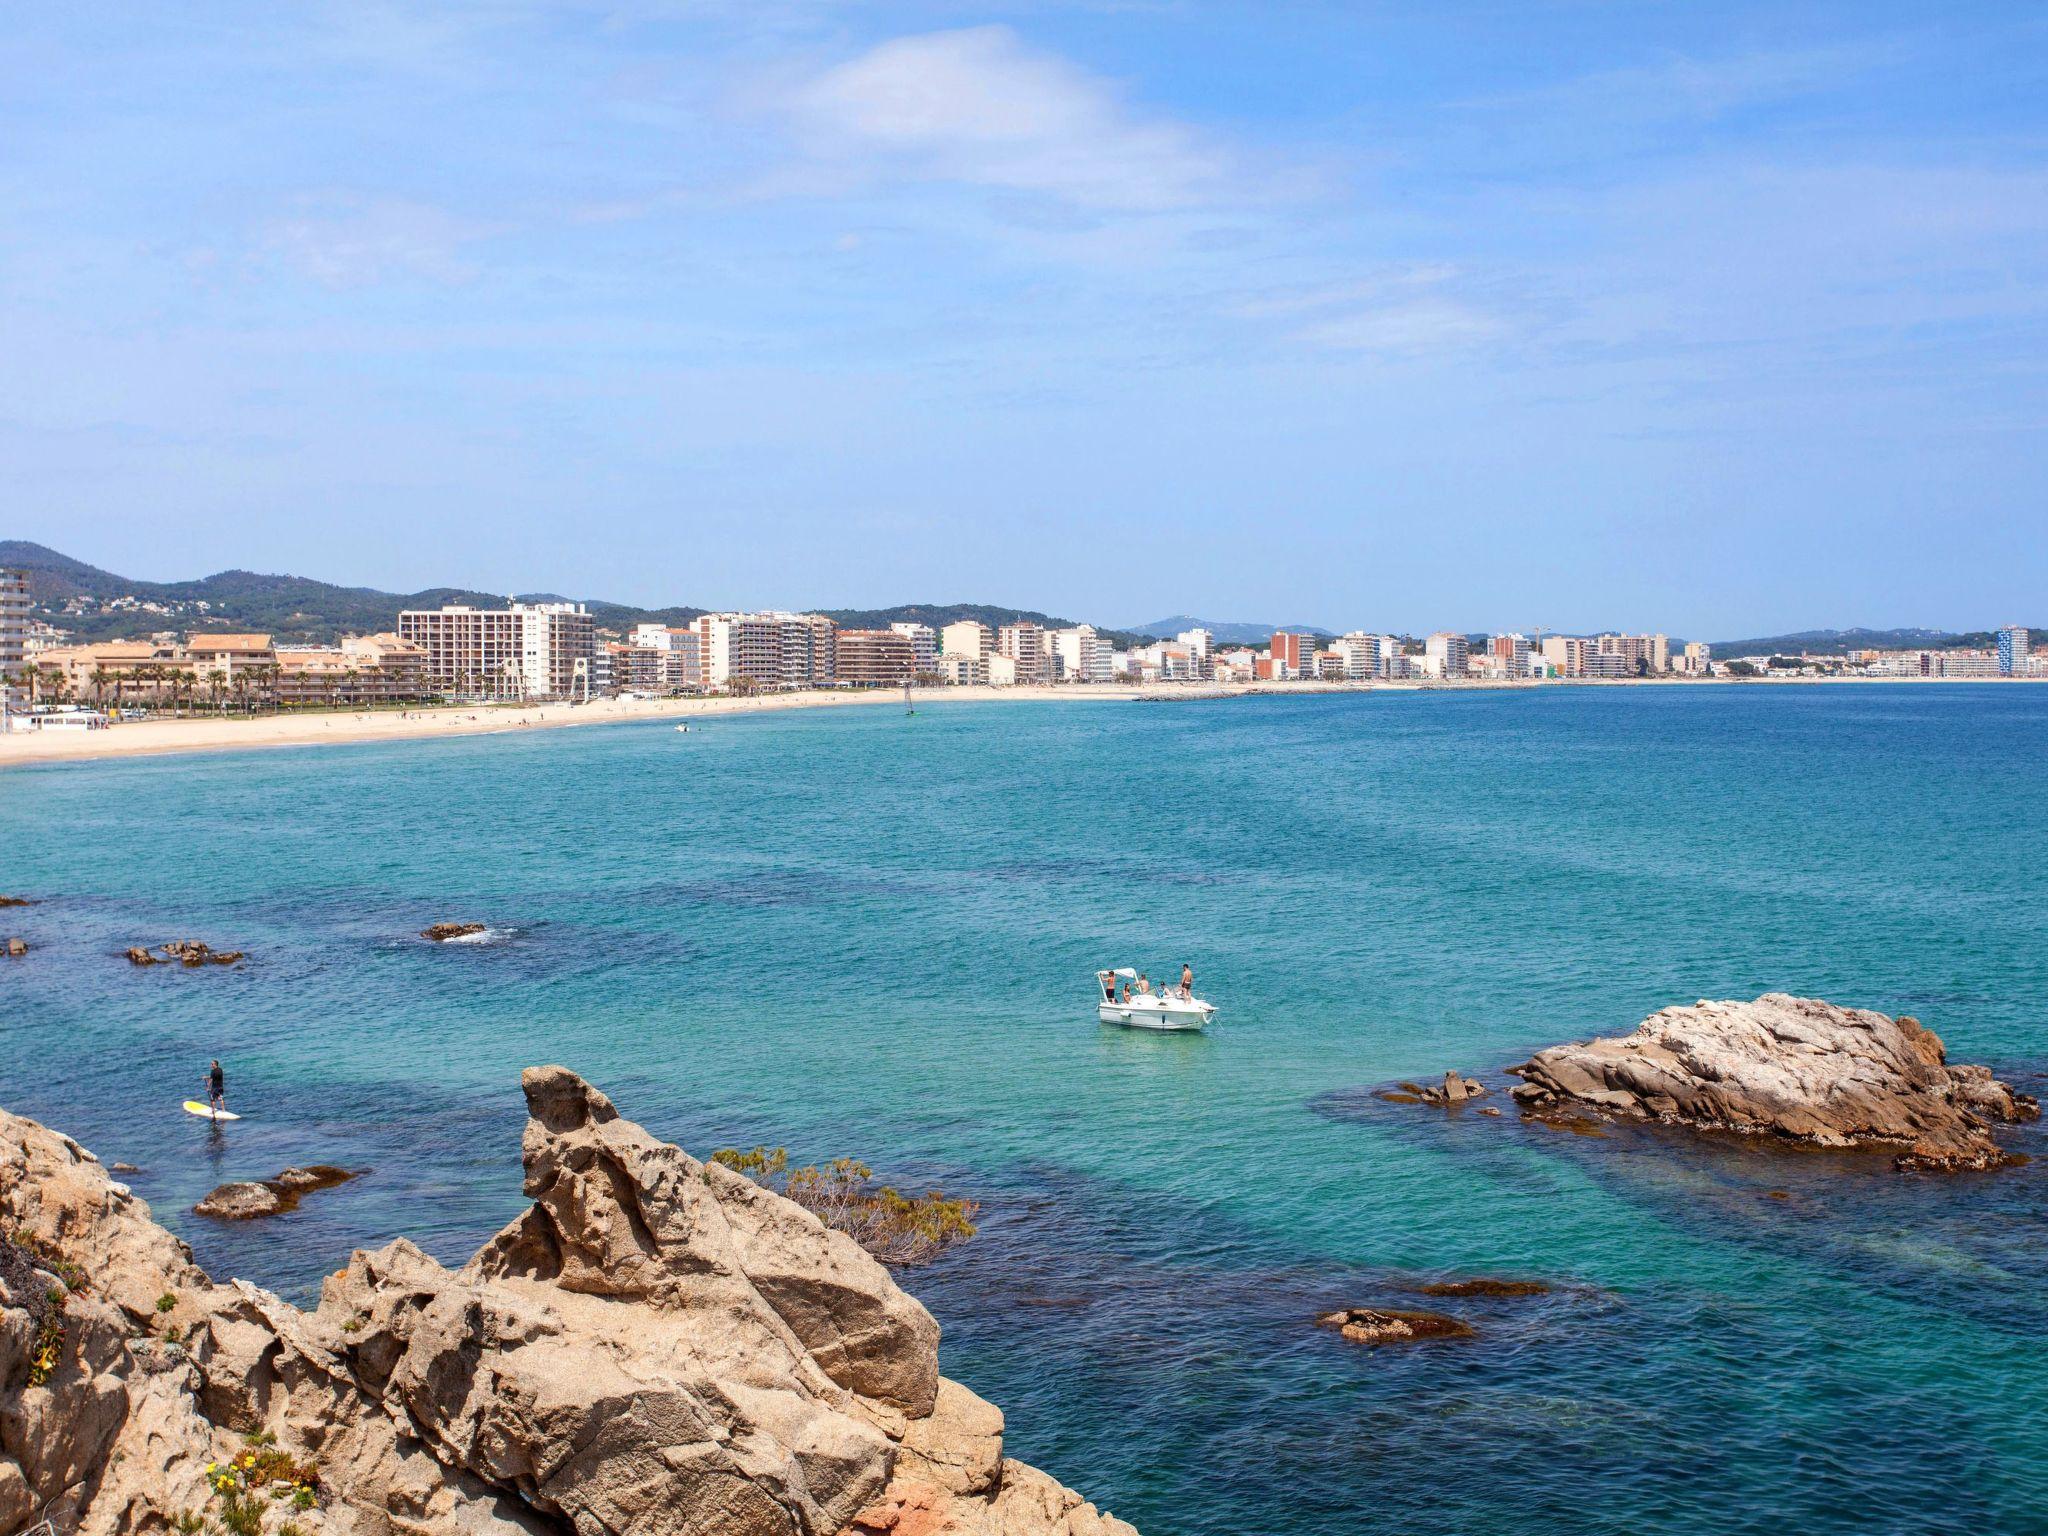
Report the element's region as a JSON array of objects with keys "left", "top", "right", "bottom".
[{"left": 1, "top": 673, "right": 2036, "bottom": 769}]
